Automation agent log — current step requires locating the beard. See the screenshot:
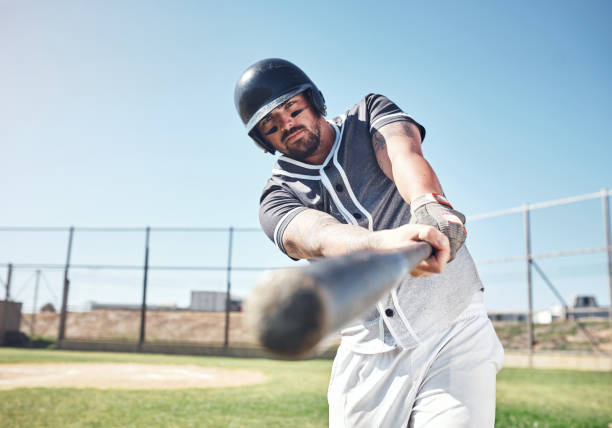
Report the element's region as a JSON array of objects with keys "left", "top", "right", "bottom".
[{"left": 281, "top": 123, "right": 321, "bottom": 161}]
